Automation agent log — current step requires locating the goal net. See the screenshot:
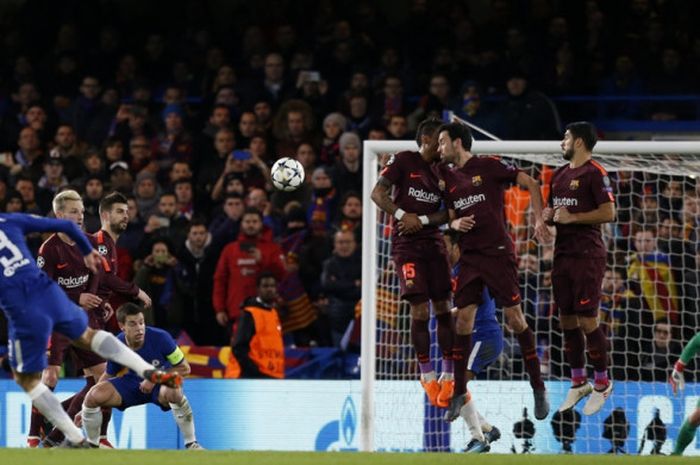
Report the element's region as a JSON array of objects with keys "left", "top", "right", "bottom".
[{"left": 360, "top": 137, "right": 700, "bottom": 455}]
